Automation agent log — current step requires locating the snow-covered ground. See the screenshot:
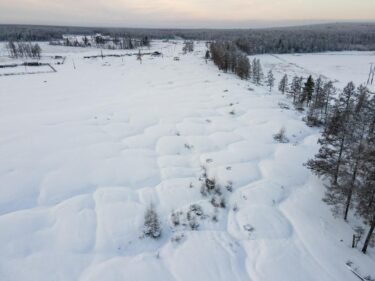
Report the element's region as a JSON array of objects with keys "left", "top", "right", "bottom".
[
  {"left": 0, "top": 41, "right": 374, "bottom": 281},
  {"left": 254, "top": 51, "right": 375, "bottom": 91}
]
